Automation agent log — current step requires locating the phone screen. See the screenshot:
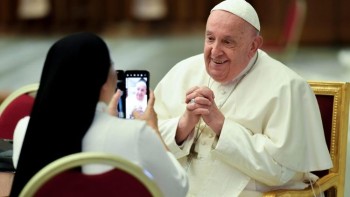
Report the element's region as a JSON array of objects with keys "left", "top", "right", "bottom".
[{"left": 124, "top": 70, "right": 150, "bottom": 119}]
